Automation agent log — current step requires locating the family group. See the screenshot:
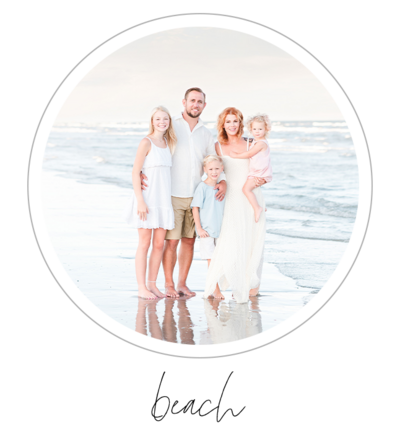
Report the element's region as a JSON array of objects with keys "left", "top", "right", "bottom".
[{"left": 125, "top": 87, "right": 272, "bottom": 304}]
